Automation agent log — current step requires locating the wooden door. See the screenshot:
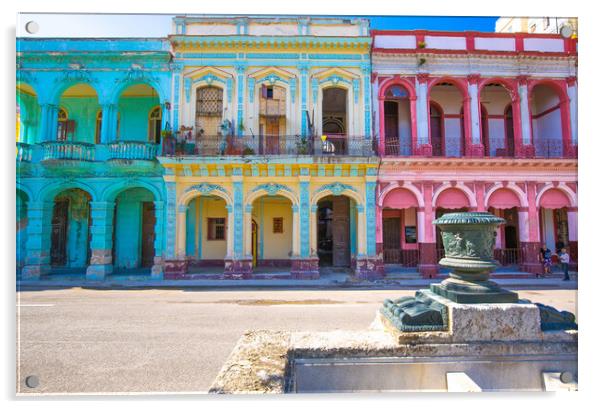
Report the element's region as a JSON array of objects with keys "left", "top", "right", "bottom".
[
  {"left": 384, "top": 101, "right": 399, "bottom": 155},
  {"left": 430, "top": 105, "right": 443, "bottom": 156},
  {"left": 50, "top": 199, "right": 69, "bottom": 266},
  {"left": 141, "top": 202, "right": 156, "bottom": 268},
  {"left": 266, "top": 118, "right": 280, "bottom": 154},
  {"left": 383, "top": 217, "right": 401, "bottom": 263},
  {"left": 332, "top": 196, "right": 350, "bottom": 267}
]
